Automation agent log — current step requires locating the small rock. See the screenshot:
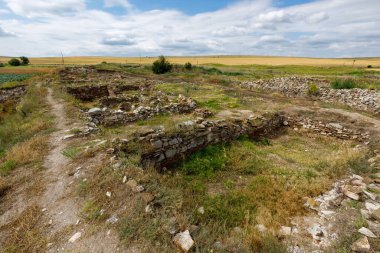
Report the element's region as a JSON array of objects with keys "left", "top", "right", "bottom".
[
  {"left": 122, "top": 176, "right": 127, "bottom": 183},
  {"left": 126, "top": 179, "right": 137, "bottom": 189},
  {"left": 145, "top": 204, "right": 153, "bottom": 213},
  {"left": 279, "top": 226, "right": 292, "bottom": 237},
  {"left": 106, "top": 191, "right": 112, "bottom": 198},
  {"left": 308, "top": 224, "right": 324, "bottom": 240},
  {"left": 134, "top": 185, "right": 145, "bottom": 193},
  {"left": 88, "top": 107, "right": 101, "bottom": 114},
  {"left": 363, "top": 190, "right": 377, "bottom": 201},
  {"left": 371, "top": 208, "right": 380, "bottom": 221},
  {"left": 173, "top": 230, "right": 194, "bottom": 252},
  {"left": 358, "top": 227, "right": 377, "bottom": 238},
  {"left": 351, "top": 236, "right": 370, "bottom": 253},
  {"left": 365, "top": 202, "right": 380, "bottom": 212},
  {"left": 68, "top": 232, "right": 82, "bottom": 243},
  {"left": 106, "top": 215, "right": 118, "bottom": 224},
  {"left": 197, "top": 206, "right": 205, "bottom": 215},
  {"left": 255, "top": 224, "right": 267, "bottom": 233}
]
